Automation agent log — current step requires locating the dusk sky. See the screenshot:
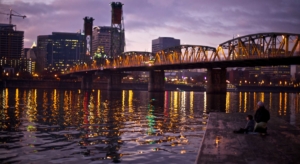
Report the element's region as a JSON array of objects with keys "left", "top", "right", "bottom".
[{"left": 1, "top": 0, "right": 300, "bottom": 51}]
